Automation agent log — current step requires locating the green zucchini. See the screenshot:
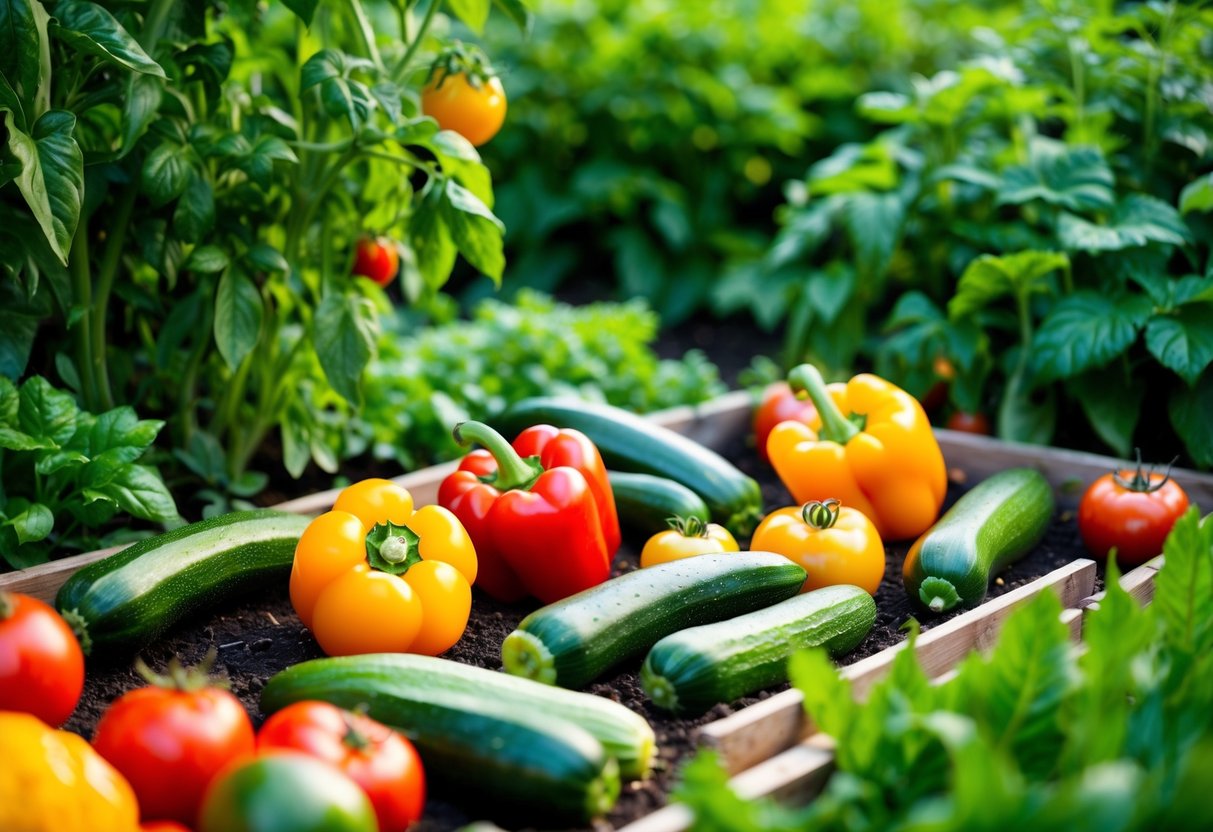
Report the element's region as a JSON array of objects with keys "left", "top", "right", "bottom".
[
  {"left": 641, "top": 585, "right": 876, "bottom": 714},
  {"left": 257, "top": 653, "right": 654, "bottom": 780},
  {"left": 261, "top": 656, "right": 621, "bottom": 822},
  {"left": 56, "top": 510, "right": 311, "bottom": 654},
  {"left": 494, "top": 397, "right": 763, "bottom": 536},
  {"left": 502, "top": 552, "right": 807, "bottom": 689},
  {"left": 609, "top": 470, "right": 711, "bottom": 537},
  {"left": 903, "top": 468, "right": 1054, "bottom": 613}
]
